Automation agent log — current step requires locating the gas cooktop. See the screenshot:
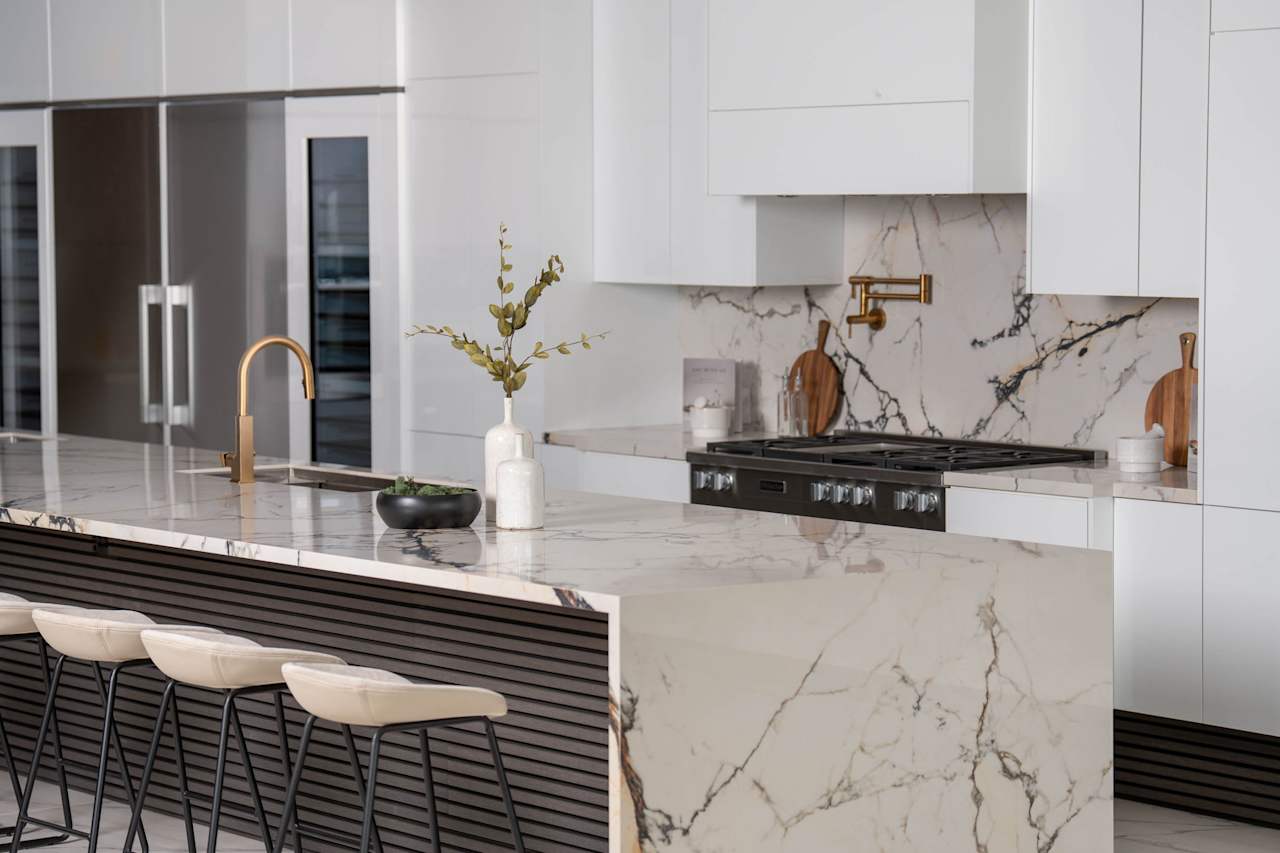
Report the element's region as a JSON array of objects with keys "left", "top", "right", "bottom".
[
  {"left": 700, "top": 433, "right": 1096, "bottom": 473},
  {"left": 686, "top": 432, "right": 1102, "bottom": 531}
]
